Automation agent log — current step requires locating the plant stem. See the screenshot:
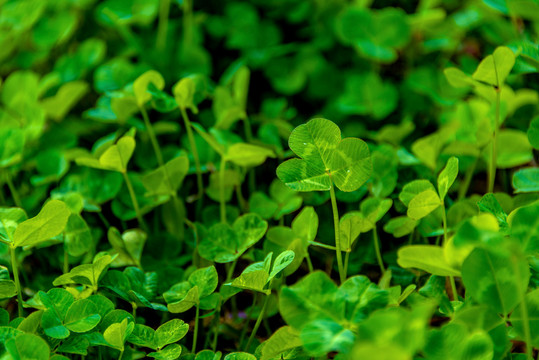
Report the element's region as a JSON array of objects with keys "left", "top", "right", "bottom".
[
  {"left": 182, "top": 0, "right": 193, "bottom": 46},
  {"left": 449, "top": 276, "right": 458, "bottom": 301},
  {"left": 122, "top": 172, "right": 147, "bottom": 231},
  {"left": 520, "top": 296, "right": 533, "bottom": 360},
  {"left": 309, "top": 241, "right": 337, "bottom": 251},
  {"left": 156, "top": 0, "right": 170, "bottom": 50},
  {"left": 226, "top": 259, "right": 238, "bottom": 282},
  {"left": 329, "top": 183, "right": 345, "bottom": 284},
  {"left": 211, "top": 304, "right": 220, "bottom": 352},
  {"left": 63, "top": 245, "right": 69, "bottom": 274},
  {"left": 132, "top": 302, "right": 137, "bottom": 319},
  {"left": 245, "top": 294, "right": 270, "bottom": 351},
  {"left": 239, "top": 295, "right": 257, "bottom": 346},
  {"left": 487, "top": 89, "right": 501, "bottom": 194},
  {"left": 305, "top": 253, "right": 314, "bottom": 273},
  {"left": 372, "top": 227, "right": 385, "bottom": 275},
  {"left": 220, "top": 157, "right": 227, "bottom": 224},
  {"left": 10, "top": 246, "right": 23, "bottom": 317},
  {"left": 441, "top": 204, "right": 457, "bottom": 301},
  {"left": 181, "top": 108, "right": 204, "bottom": 200},
  {"left": 5, "top": 171, "right": 22, "bottom": 208},
  {"left": 140, "top": 106, "right": 164, "bottom": 166},
  {"left": 441, "top": 204, "right": 448, "bottom": 245},
  {"left": 458, "top": 156, "right": 478, "bottom": 200},
  {"left": 192, "top": 304, "right": 200, "bottom": 353},
  {"left": 343, "top": 251, "right": 350, "bottom": 279},
  {"left": 118, "top": 349, "right": 124, "bottom": 360}
]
